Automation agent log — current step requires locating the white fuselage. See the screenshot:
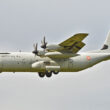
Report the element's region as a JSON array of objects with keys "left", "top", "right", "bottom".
[{"left": 0, "top": 52, "right": 110, "bottom": 73}]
